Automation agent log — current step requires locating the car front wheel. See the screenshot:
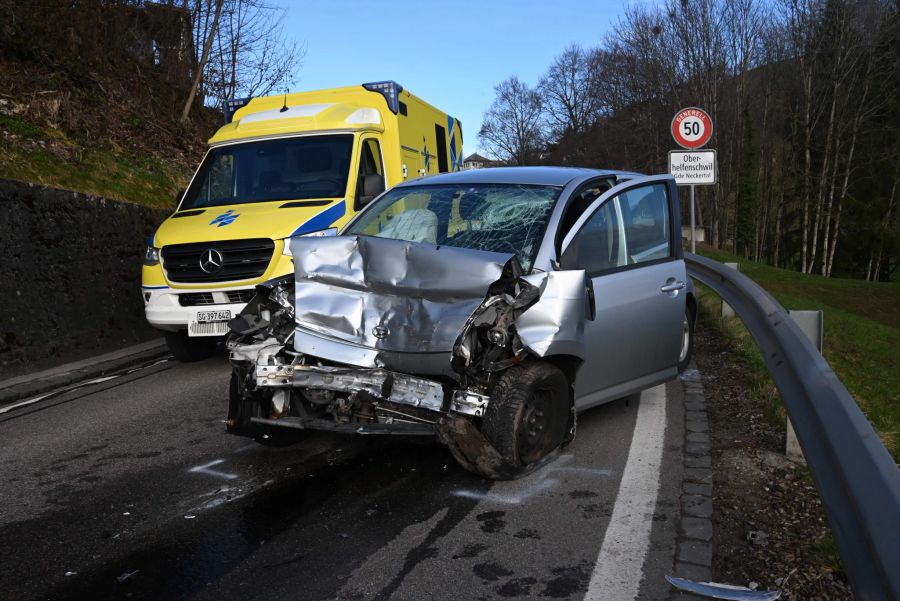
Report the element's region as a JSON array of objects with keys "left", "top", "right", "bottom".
[{"left": 482, "top": 362, "right": 570, "bottom": 477}]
